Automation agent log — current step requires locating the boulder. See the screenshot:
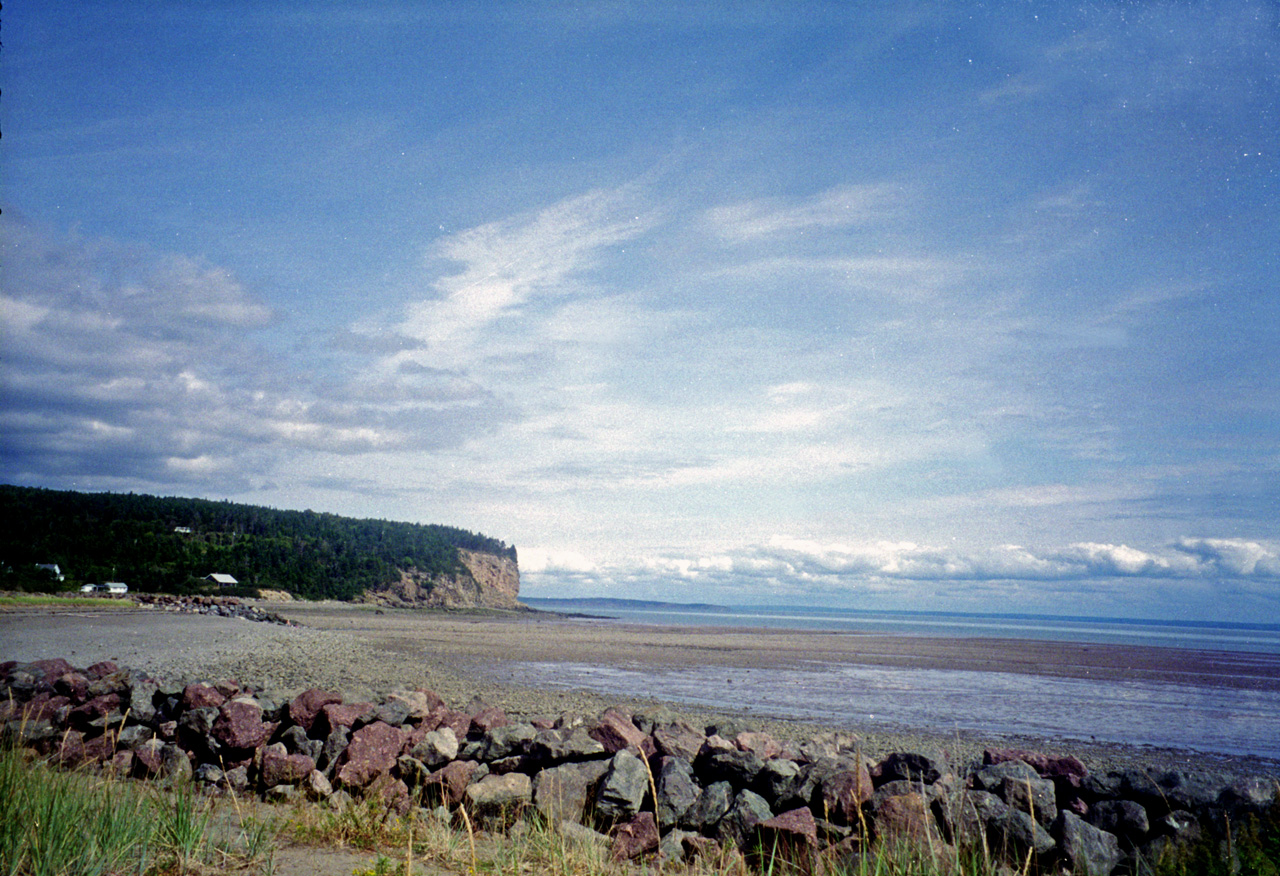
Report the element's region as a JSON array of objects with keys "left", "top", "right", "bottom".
[
  {"left": 698, "top": 746, "right": 765, "bottom": 787},
  {"left": 972, "top": 759, "right": 1040, "bottom": 794},
  {"left": 683, "top": 780, "right": 734, "bottom": 832},
  {"left": 212, "top": 700, "right": 274, "bottom": 752},
  {"left": 595, "top": 749, "right": 651, "bottom": 824},
  {"left": 755, "top": 757, "right": 805, "bottom": 807},
  {"left": 317, "top": 725, "right": 351, "bottom": 777},
  {"left": 481, "top": 722, "right": 537, "bottom": 762},
  {"left": 873, "top": 792, "right": 937, "bottom": 844},
  {"left": 735, "top": 731, "right": 783, "bottom": 760},
  {"left": 316, "top": 701, "right": 376, "bottom": 738},
  {"left": 182, "top": 683, "right": 226, "bottom": 710},
  {"left": 1054, "top": 810, "right": 1121, "bottom": 876},
  {"left": 423, "top": 759, "right": 479, "bottom": 807},
  {"left": 279, "top": 724, "right": 323, "bottom": 761},
  {"left": 818, "top": 764, "right": 876, "bottom": 825},
  {"left": 1087, "top": 799, "right": 1149, "bottom": 844},
  {"left": 751, "top": 807, "right": 819, "bottom": 875},
  {"left": 875, "top": 750, "right": 946, "bottom": 785},
  {"left": 718, "top": 788, "right": 774, "bottom": 849},
  {"left": 611, "top": 811, "right": 659, "bottom": 861},
  {"left": 288, "top": 688, "right": 342, "bottom": 733},
  {"left": 655, "top": 756, "right": 701, "bottom": 828},
  {"left": 465, "top": 772, "right": 532, "bottom": 827},
  {"left": 534, "top": 759, "right": 611, "bottom": 824},
  {"left": 588, "top": 709, "right": 654, "bottom": 758},
  {"left": 530, "top": 726, "right": 607, "bottom": 763},
  {"left": 1002, "top": 773, "right": 1057, "bottom": 826},
  {"left": 259, "top": 743, "right": 315, "bottom": 787},
  {"left": 652, "top": 719, "right": 706, "bottom": 762},
  {"left": 335, "top": 721, "right": 408, "bottom": 790},
  {"left": 410, "top": 726, "right": 459, "bottom": 767}
]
